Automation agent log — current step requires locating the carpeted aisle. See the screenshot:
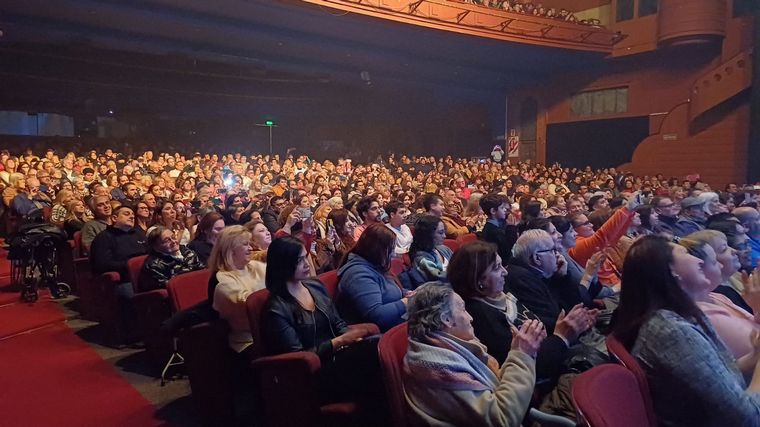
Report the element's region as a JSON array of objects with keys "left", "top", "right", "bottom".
[{"left": 0, "top": 302, "right": 169, "bottom": 427}]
